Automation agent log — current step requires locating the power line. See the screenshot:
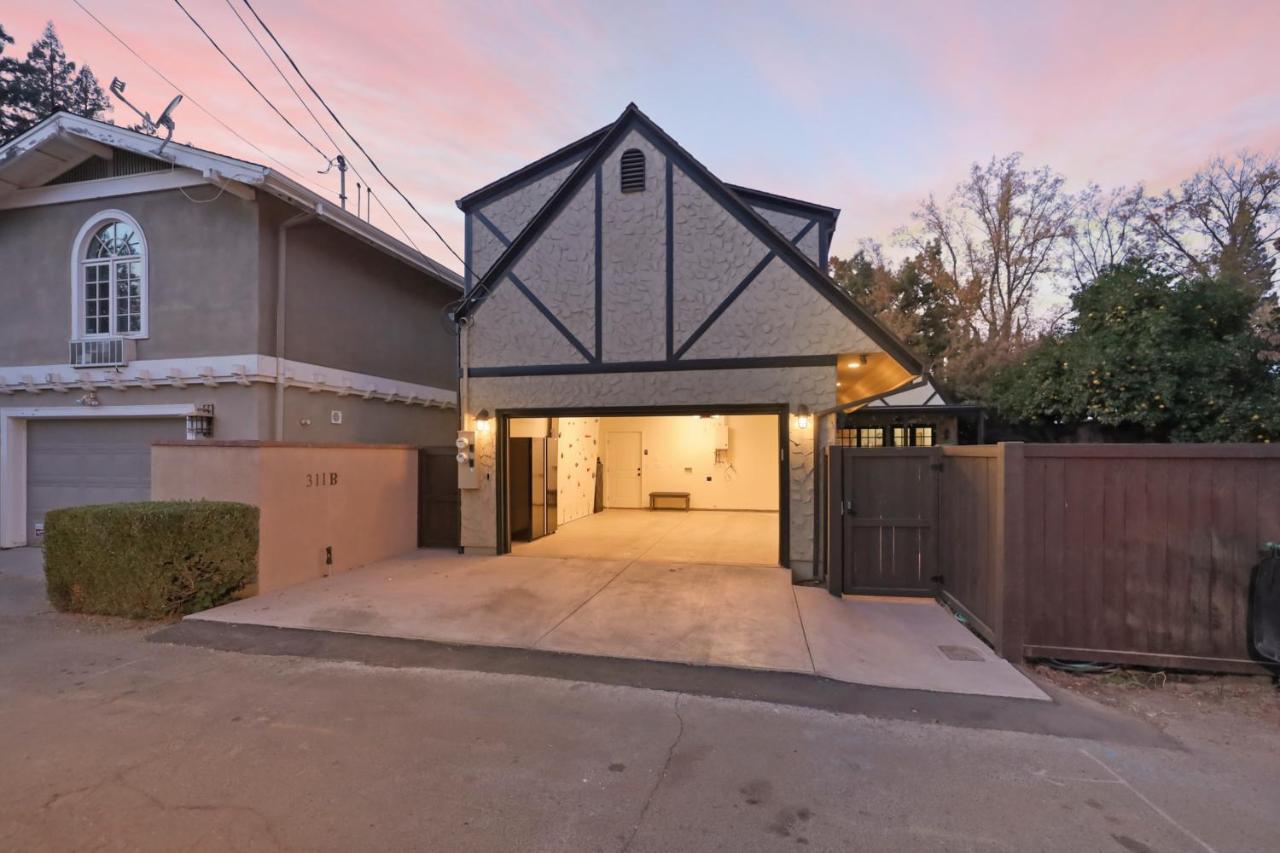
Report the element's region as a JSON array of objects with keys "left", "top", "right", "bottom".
[
  {"left": 171, "top": 0, "right": 331, "bottom": 165},
  {"left": 220, "top": 0, "right": 338, "bottom": 156},
  {"left": 70, "top": 0, "right": 339, "bottom": 201},
  {"left": 239, "top": 0, "right": 470, "bottom": 273},
  {"left": 370, "top": 188, "right": 421, "bottom": 250},
  {"left": 218, "top": 0, "right": 418, "bottom": 249}
]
